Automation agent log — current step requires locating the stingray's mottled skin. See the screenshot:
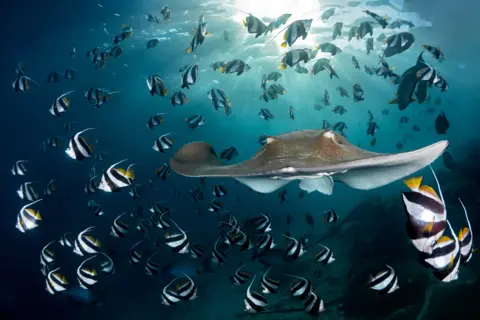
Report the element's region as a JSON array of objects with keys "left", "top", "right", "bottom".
[{"left": 170, "top": 129, "right": 448, "bottom": 193}]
